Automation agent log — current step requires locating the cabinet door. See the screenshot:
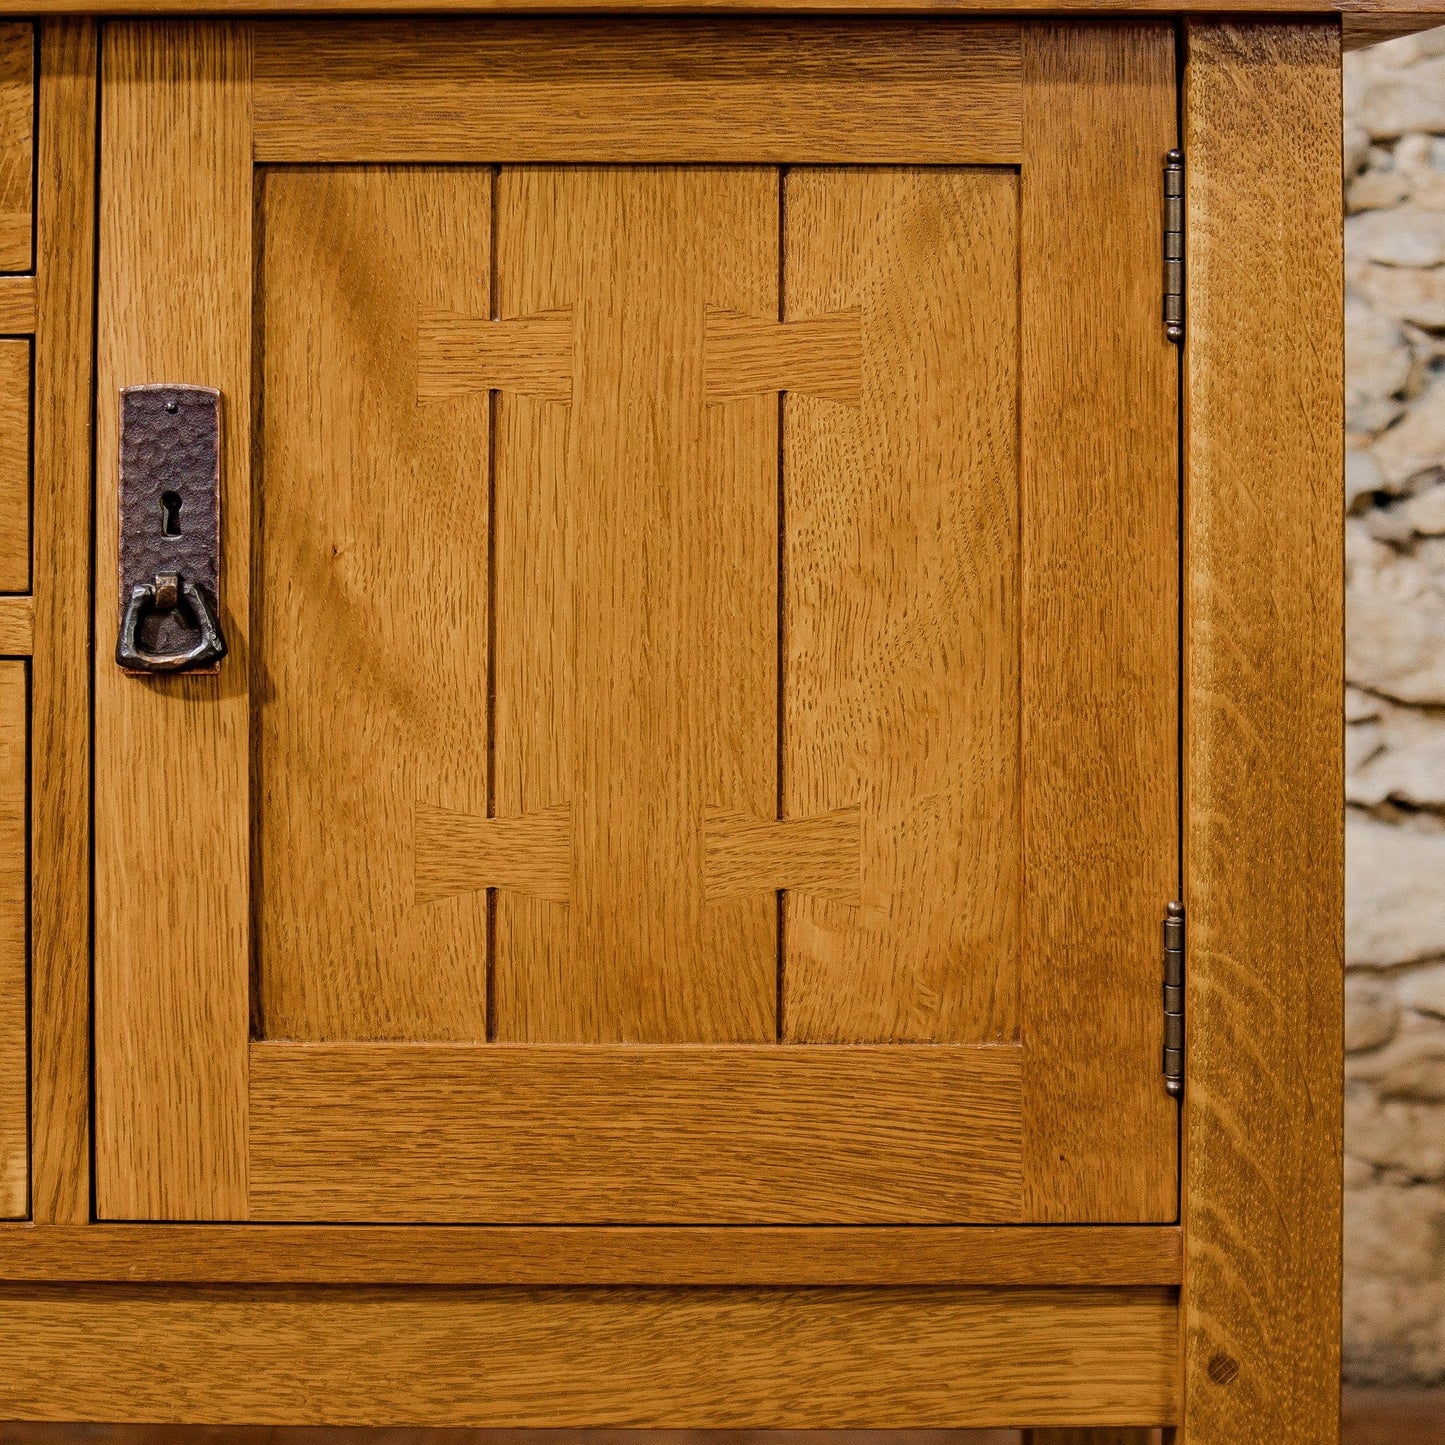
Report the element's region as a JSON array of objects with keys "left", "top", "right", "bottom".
[{"left": 94, "top": 18, "right": 1179, "bottom": 1223}]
